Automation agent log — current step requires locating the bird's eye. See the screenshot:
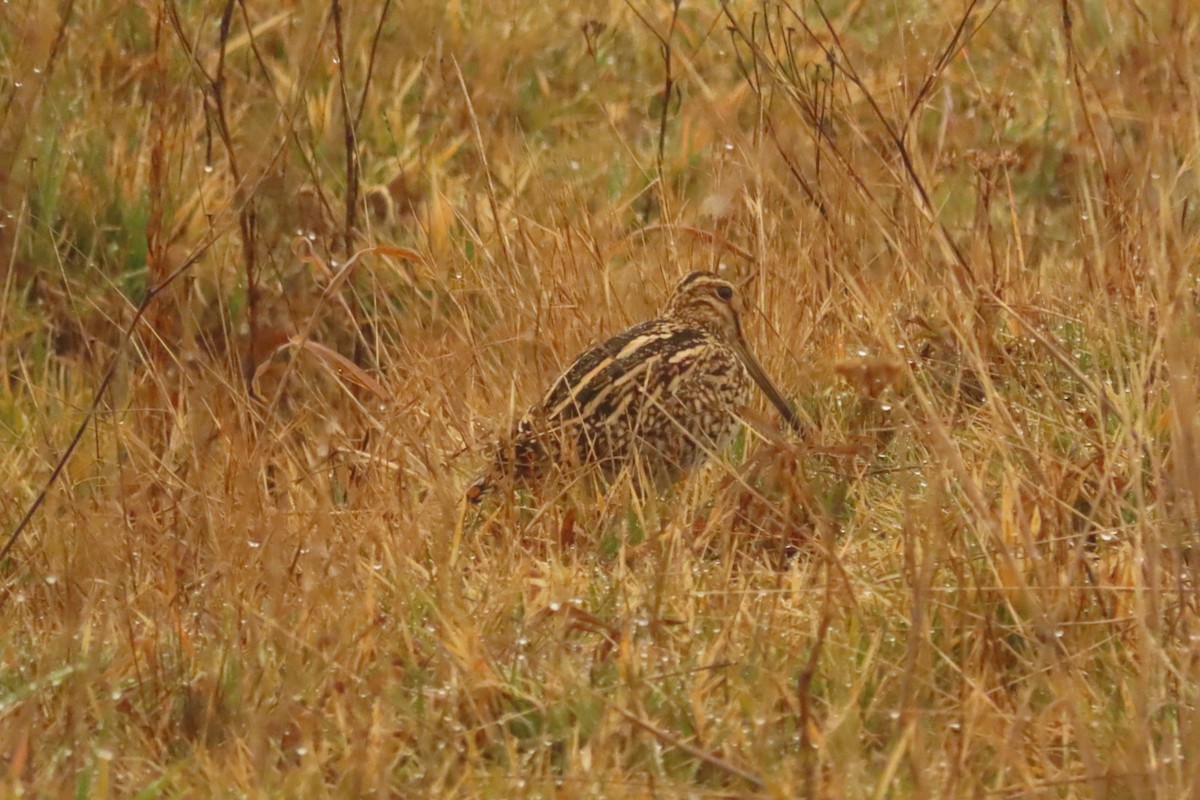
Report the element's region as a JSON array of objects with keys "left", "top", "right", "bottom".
[{"left": 716, "top": 285, "right": 733, "bottom": 301}]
